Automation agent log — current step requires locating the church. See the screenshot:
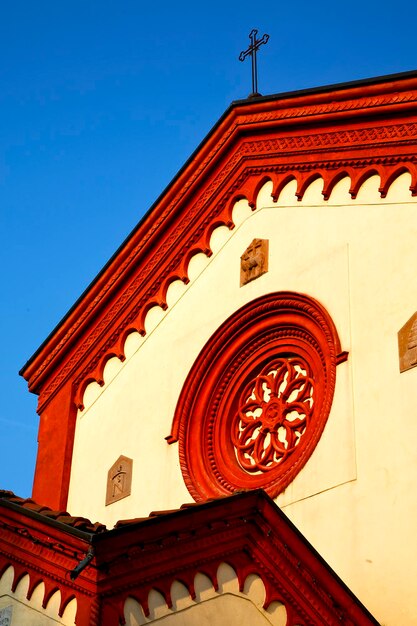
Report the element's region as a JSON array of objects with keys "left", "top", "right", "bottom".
[{"left": 1, "top": 67, "right": 417, "bottom": 625}]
